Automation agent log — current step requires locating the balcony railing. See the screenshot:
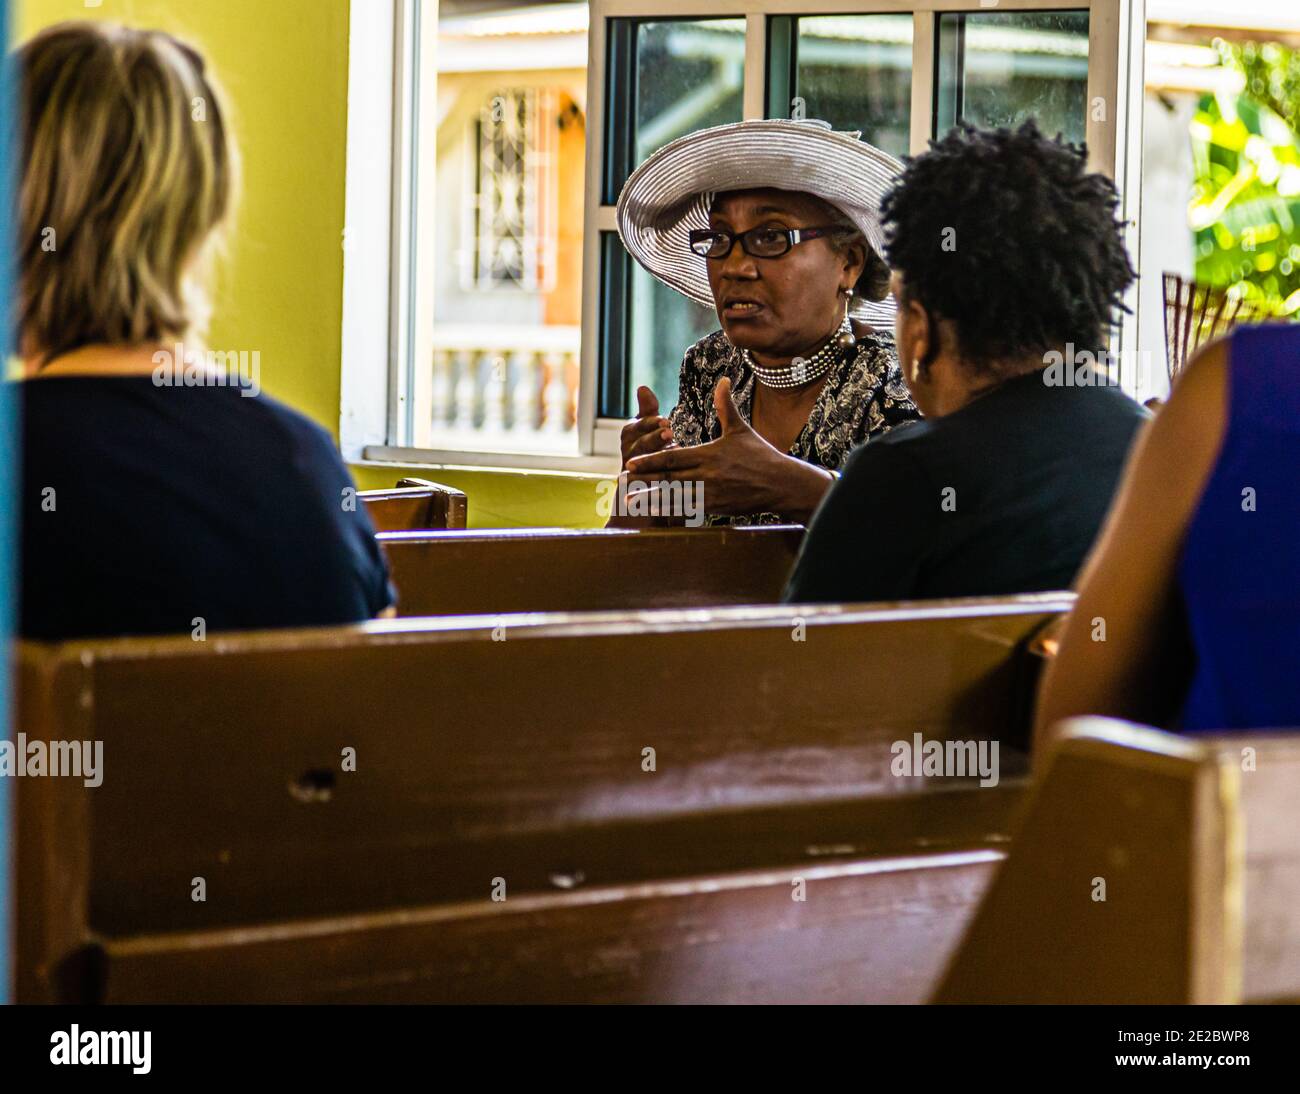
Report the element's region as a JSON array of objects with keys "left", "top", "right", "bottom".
[{"left": 429, "top": 324, "right": 580, "bottom": 454}]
